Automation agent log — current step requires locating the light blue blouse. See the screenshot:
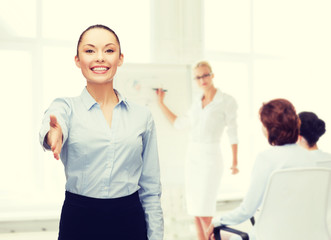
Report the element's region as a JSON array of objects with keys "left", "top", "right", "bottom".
[{"left": 39, "top": 87, "right": 163, "bottom": 240}]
